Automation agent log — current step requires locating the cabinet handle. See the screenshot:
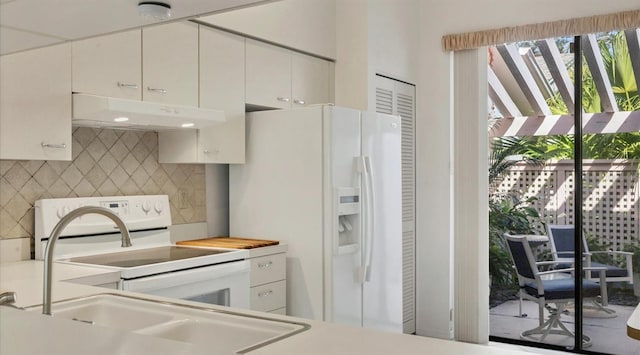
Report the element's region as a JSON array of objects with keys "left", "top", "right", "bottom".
[
  {"left": 258, "top": 261, "right": 273, "bottom": 269},
  {"left": 276, "top": 97, "right": 290, "bottom": 103},
  {"left": 258, "top": 290, "right": 273, "bottom": 297},
  {"left": 117, "top": 82, "right": 139, "bottom": 89},
  {"left": 147, "top": 87, "right": 168, "bottom": 94},
  {"left": 41, "top": 142, "right": 66, "bottom": 149},
  {"left": 203, "top": 149, "right": 220, "bottom": 154},
  {"left": 293, "top": 99, "right": 306, "bottom": 105}
]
